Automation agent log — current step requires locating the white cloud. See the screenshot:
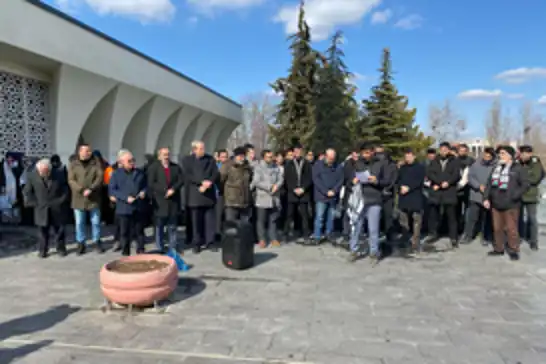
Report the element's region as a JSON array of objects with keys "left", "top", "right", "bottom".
[
  {"left": 457, "top": 89, "right": 525, "bottom": 100},
  {"left": 506, "top": 93, "right": 525, "bottom": 99},
  {"left": 495, "top": 67, "right": 546, "bottom": 84},
  {"left": 394, "top": 14, "right": 423, "bottom": 30},
  {"left": 275, "top": 0, "right": 382, "bottom": 42},
  {"left": 187, "top": 0, "right": 265, "bottom": 14},
  {"left": 371, "top": 9, "right": 392, "bottom": 24},
  {"left": 457, "top": 89, "right": 502, "bottom": 99},
  {"left": 57, "top": 0, "right": 176, "bottom": 22},
  {"left": 538, "top": 95, "right": 546, "bottom": 105}
]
